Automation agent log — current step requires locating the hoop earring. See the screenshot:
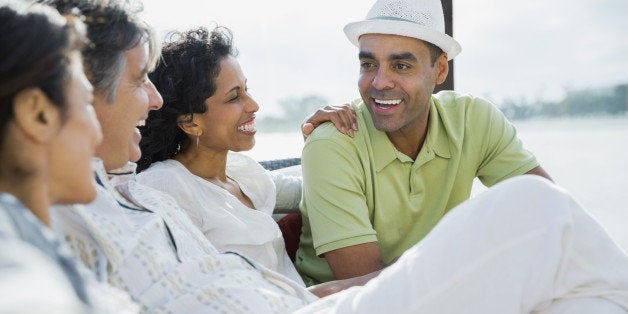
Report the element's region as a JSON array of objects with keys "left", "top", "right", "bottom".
[{"left": 196, "top": 133, "right": 200, "bottom": 149}]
